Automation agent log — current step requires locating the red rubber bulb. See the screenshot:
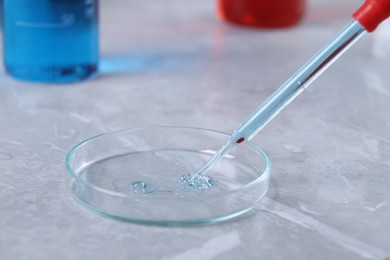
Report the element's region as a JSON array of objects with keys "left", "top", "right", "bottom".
[{"left": 353, "top": 0, "right": 390, "bottom": 32}]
